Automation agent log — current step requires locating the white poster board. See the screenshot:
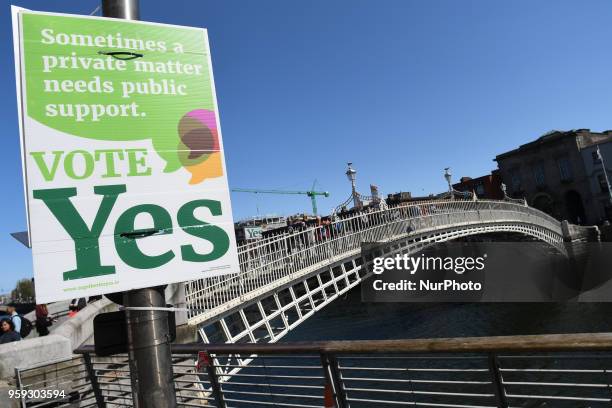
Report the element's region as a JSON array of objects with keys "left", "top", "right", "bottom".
[{"left": 13, "top": 8, "right": 239, "bottom": 302}]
